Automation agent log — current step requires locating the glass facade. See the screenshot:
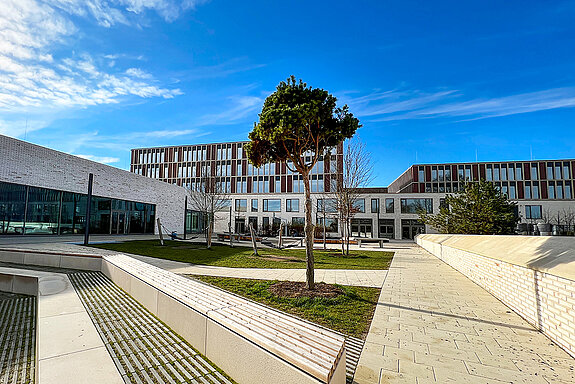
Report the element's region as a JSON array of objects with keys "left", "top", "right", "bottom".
[
  {"left": 0, "top": 181, "right": 155, "bottom": 235},
  {"left": 400, "top": 198, "right": 433, "bottom": 214}
]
